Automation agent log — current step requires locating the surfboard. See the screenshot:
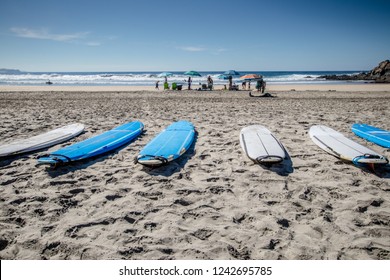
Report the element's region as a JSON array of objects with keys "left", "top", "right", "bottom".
[
  {"left": 37, "top": 121, "right": 143, "bottom": 166},
  {"left": 0, "top": 123, "right": 85, "bottom": 157},
  {"left": 309, "top": 125, "right": 388, "bottom": 164},
  {"left": 240, "top": 125, "right": 287, "bottom": 164},
  {"left": 352, "top": 124, "right": 390, "bottom": 148},
  {"left": 136, "top": 120, "right": 195, "bottom": 166}
]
